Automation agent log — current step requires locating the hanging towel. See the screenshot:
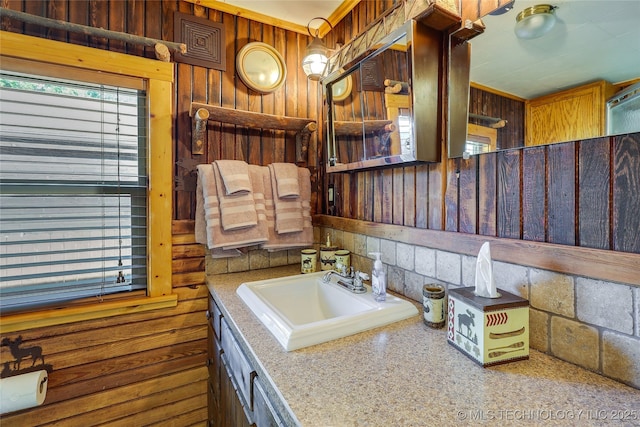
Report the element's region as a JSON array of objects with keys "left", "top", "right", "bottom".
[
  {"left": 268, "top": 164, "right": 304, "bottom": 234},
  {"left": 262, "top": 166, "right": 313, "bottom": 251},
  {"left": 195, "top": 186, "right": 244, "bottom": 258},
  {"left": 213, "top": 161, "right": 258, "bottom": 231},
  {"left": 270, "top": 162, "right": 300, "bottom": 198},
  {"left": 214, "top": 159, "right": 252, "bottom": 195},
  {"left": 196, "top": 164, "right": 268, "bottom": 250}
]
